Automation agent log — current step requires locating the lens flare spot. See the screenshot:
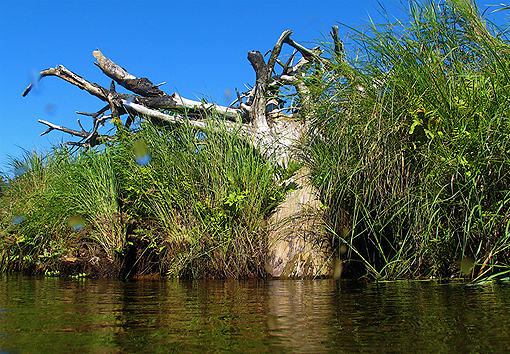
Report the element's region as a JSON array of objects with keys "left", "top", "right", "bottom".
[
  {"left": 28, "top": 69, "right": 42, "bottom": 95},
  {"left": 14, "top": 165, "right": 28, "bottom": 176},
  {"left": 224, "top": 88, "right": 232, "bottom": 104},
  {"left": 68, "top": 215, "right": 85, "bottom": 231},
  {"left": 333, "top": 258, "right": 343, "bottom": 279},
  {"left": 45, "top": 103, "right": 57, "bottom": 115},
  {"left": 460, "top": 256, "right": 475, "bottom": 276},
  {"left": 134, "top": 140, "right": 151, "bottom": 166},
  {"left": 11, "top": 215, "right": 25, "bottom": 225},
  {"left": 136, "top": 154, "right": 151, "bottom": 166}
]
